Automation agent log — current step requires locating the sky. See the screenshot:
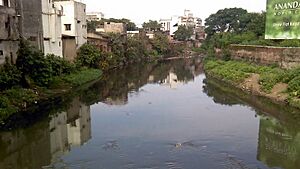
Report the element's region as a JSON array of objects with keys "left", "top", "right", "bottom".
[{"left": 82, "top": 0, "right": 267, "bottom": 25}]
